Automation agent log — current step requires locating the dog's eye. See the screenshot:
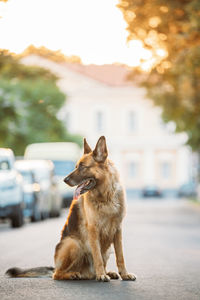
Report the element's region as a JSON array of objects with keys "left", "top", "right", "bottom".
[
  {"left": 78, "top": 163, "right": 85, "bottom": 170},
  {"left": 78, "top": 163, "right": 89, "bottom": 170}
]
